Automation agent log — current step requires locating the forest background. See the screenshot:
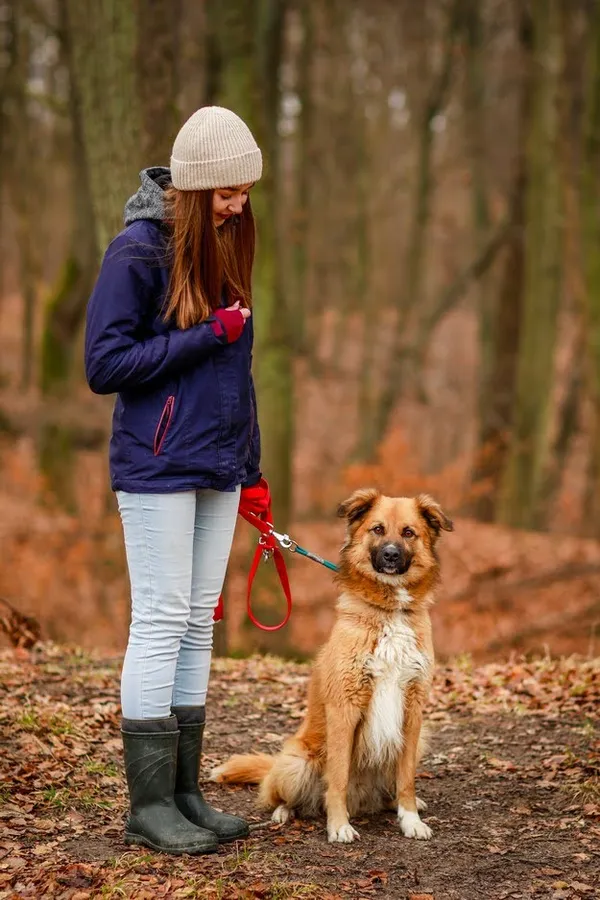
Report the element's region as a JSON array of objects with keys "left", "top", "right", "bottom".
[{"left": 2, "top": 0, "right": 600, "bottom": 662}]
